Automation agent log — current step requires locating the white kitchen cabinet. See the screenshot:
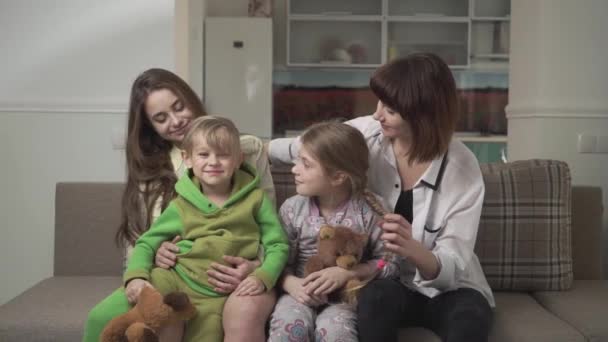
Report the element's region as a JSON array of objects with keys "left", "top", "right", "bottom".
[{"left": 286, "top": 0, "right": 510, "bottom": 70}]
